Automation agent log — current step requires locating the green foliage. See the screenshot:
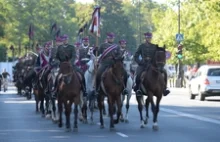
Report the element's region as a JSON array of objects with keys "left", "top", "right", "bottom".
[
  {"left": 0, "top": 44, "right": 7, "bottom": 62},
  {"left": 0, "top": 0, "right": 219, "bottom": 64}
]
